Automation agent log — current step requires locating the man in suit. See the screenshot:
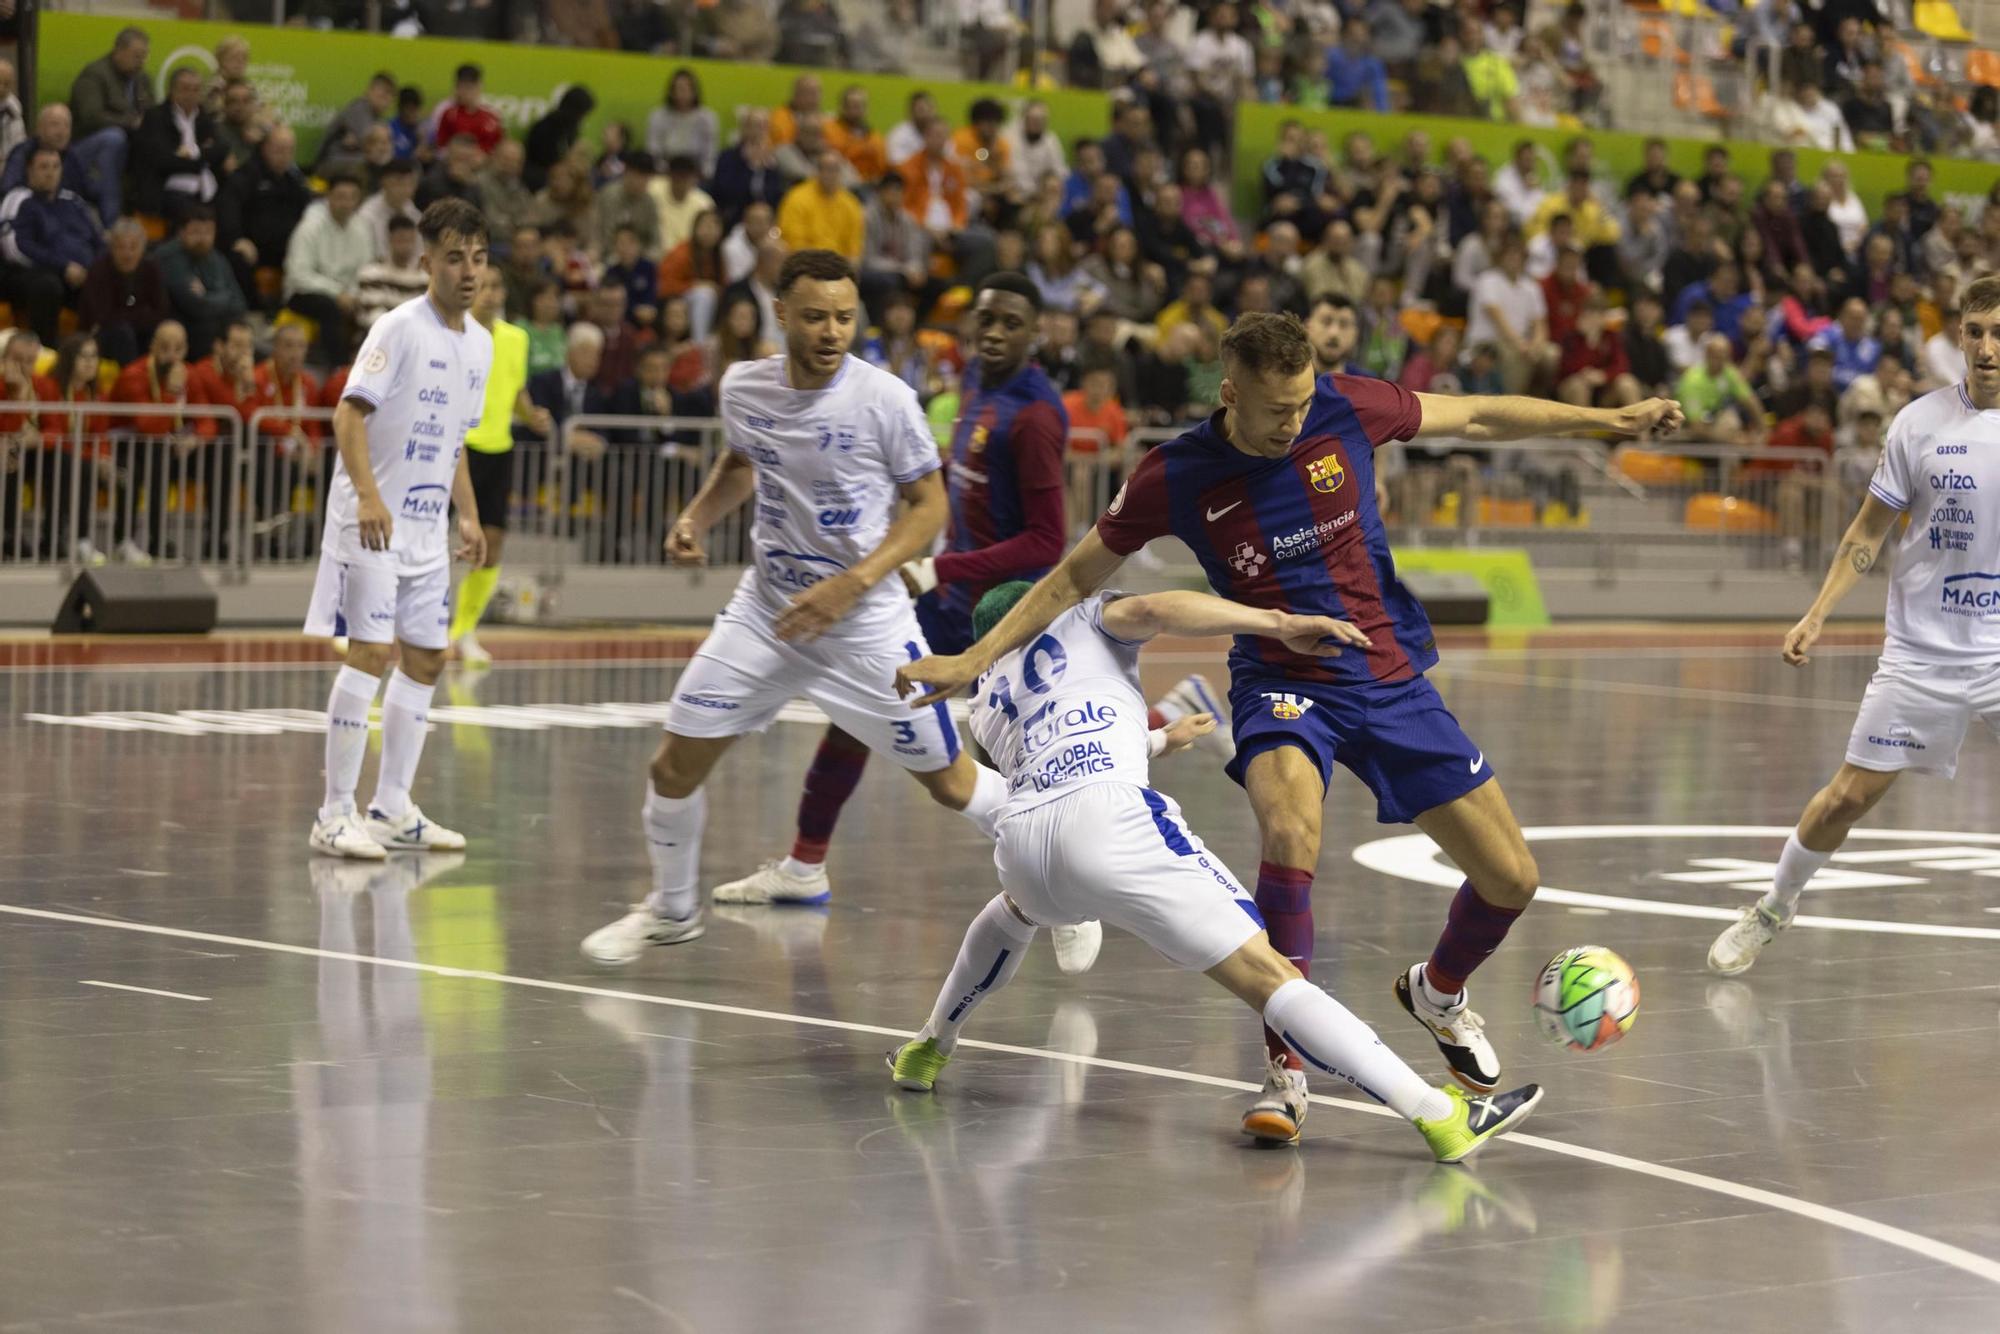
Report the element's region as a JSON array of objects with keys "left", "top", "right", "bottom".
[
  {"left": 131, "top": 67, "right": 230, "bottom": 217},
  {"left": 528, "top": 322, "right": 619, "bottom": 561}
]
